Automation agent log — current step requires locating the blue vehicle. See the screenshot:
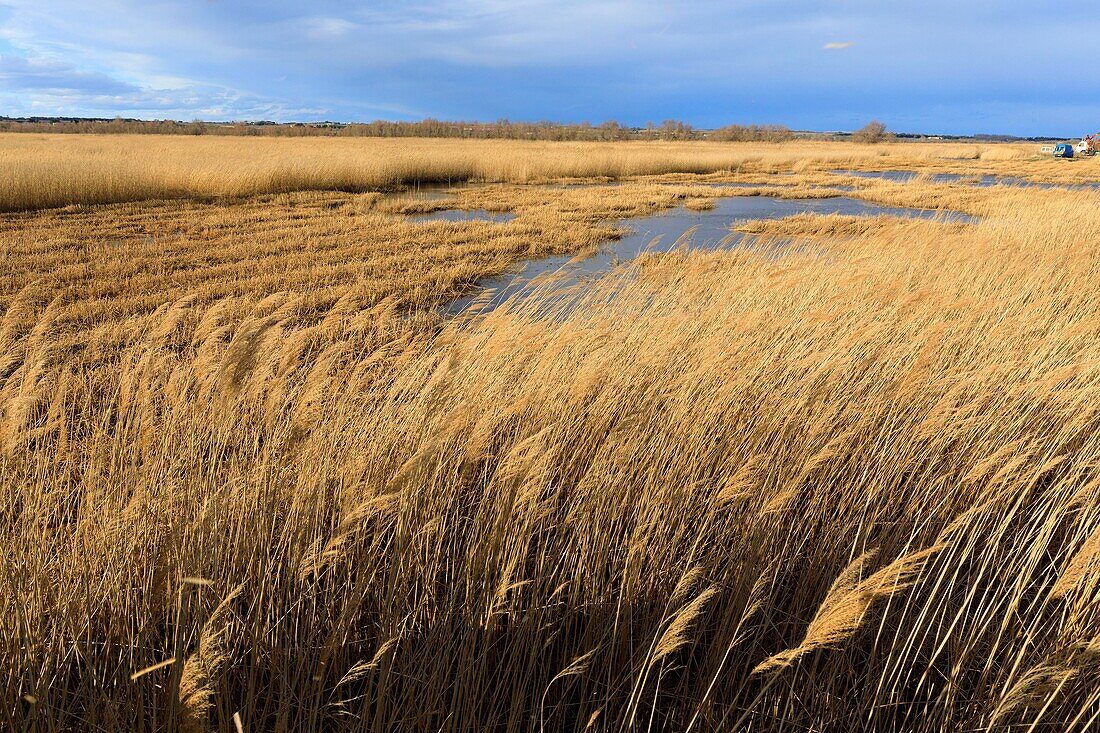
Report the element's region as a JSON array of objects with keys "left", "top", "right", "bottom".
[{"left": 1053, "top": 143, "right": 1075, "bottom": 158}]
